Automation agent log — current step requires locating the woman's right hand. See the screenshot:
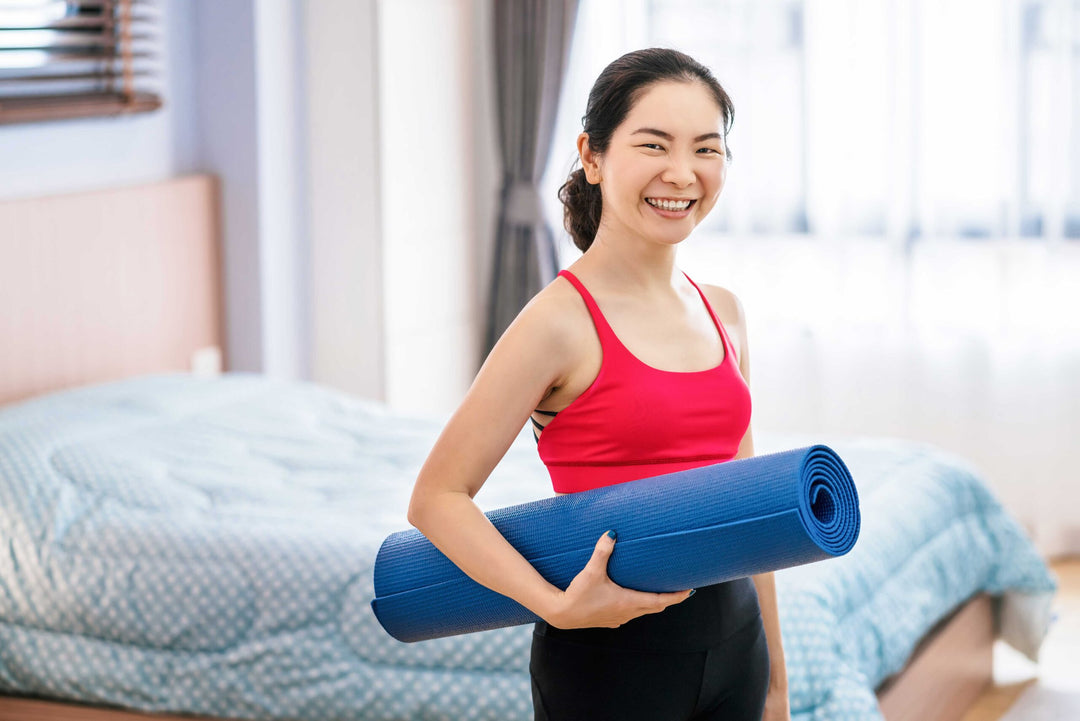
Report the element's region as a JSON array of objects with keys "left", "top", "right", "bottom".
[{"left": 544, "top": 531, "right": 694, "bottom": 629}]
